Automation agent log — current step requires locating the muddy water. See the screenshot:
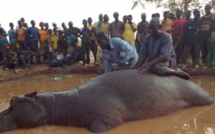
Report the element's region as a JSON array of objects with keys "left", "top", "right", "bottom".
[{"left": 0, "top": 74, "right": 215, "bottom": 134}]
